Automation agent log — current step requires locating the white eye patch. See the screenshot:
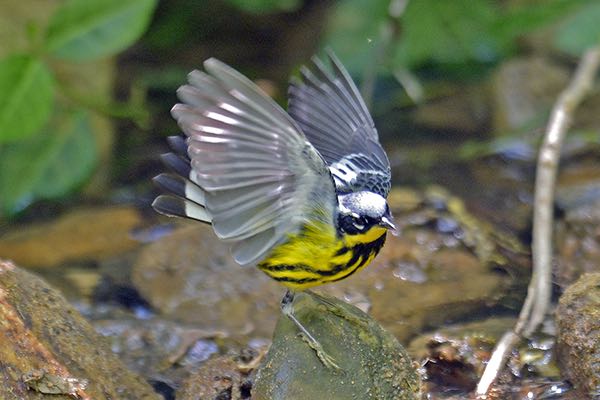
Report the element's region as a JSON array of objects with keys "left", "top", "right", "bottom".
[{"left": 352, "top": 222, "right": 365, "bottom": 230}]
